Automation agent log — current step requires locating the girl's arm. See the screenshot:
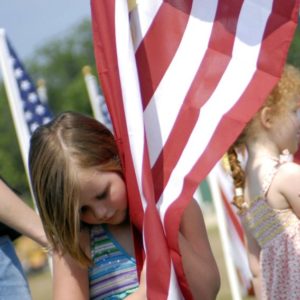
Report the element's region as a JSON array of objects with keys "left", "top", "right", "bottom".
[
  {"left": 244, "top": 227, "right": 261, "bottom": 299},
  {"left": 276, "top": 162, "right": 300, "bottom": 217},
  {"left": 52, "top": 252, "right": 89, "bottom": 300},
  {"left": 52, "top": 230, "right": 90, "bottom": 300},
  {"left": 179, "top": 199, "right": 220, "bottom": 300}
]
